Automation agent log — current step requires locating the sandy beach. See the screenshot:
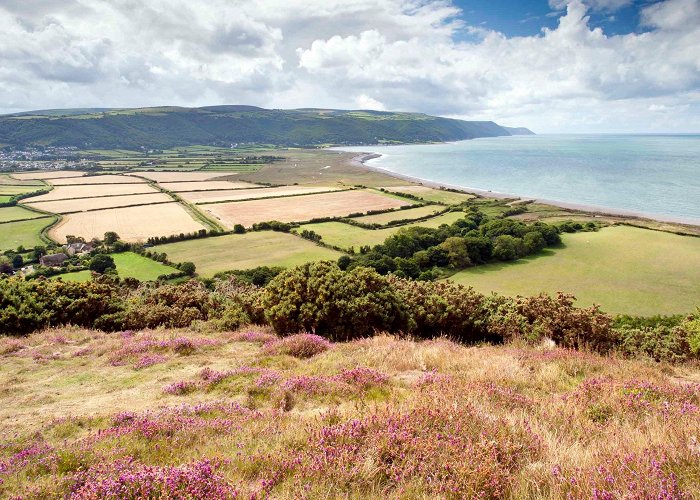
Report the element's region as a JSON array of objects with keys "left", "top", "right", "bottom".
[{"left": 350, "top": 152, "right": 700, "bottom": 230}]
